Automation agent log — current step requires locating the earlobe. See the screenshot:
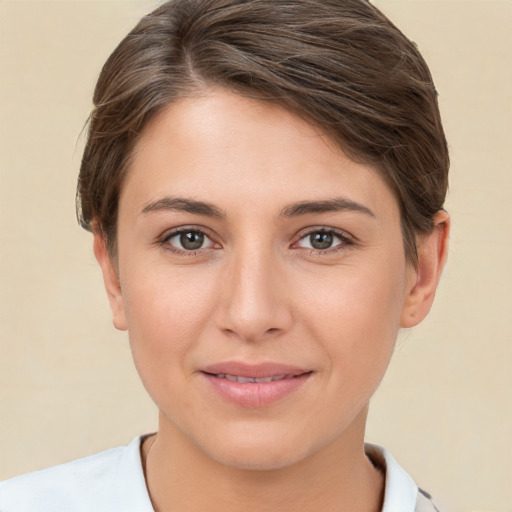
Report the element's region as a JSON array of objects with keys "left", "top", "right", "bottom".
[
  {"left": 92, "top": 228, "right": 127, "bottom": 331},
  {"left": 400, "top": 210, "right": 450, "bottom": 328}
]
